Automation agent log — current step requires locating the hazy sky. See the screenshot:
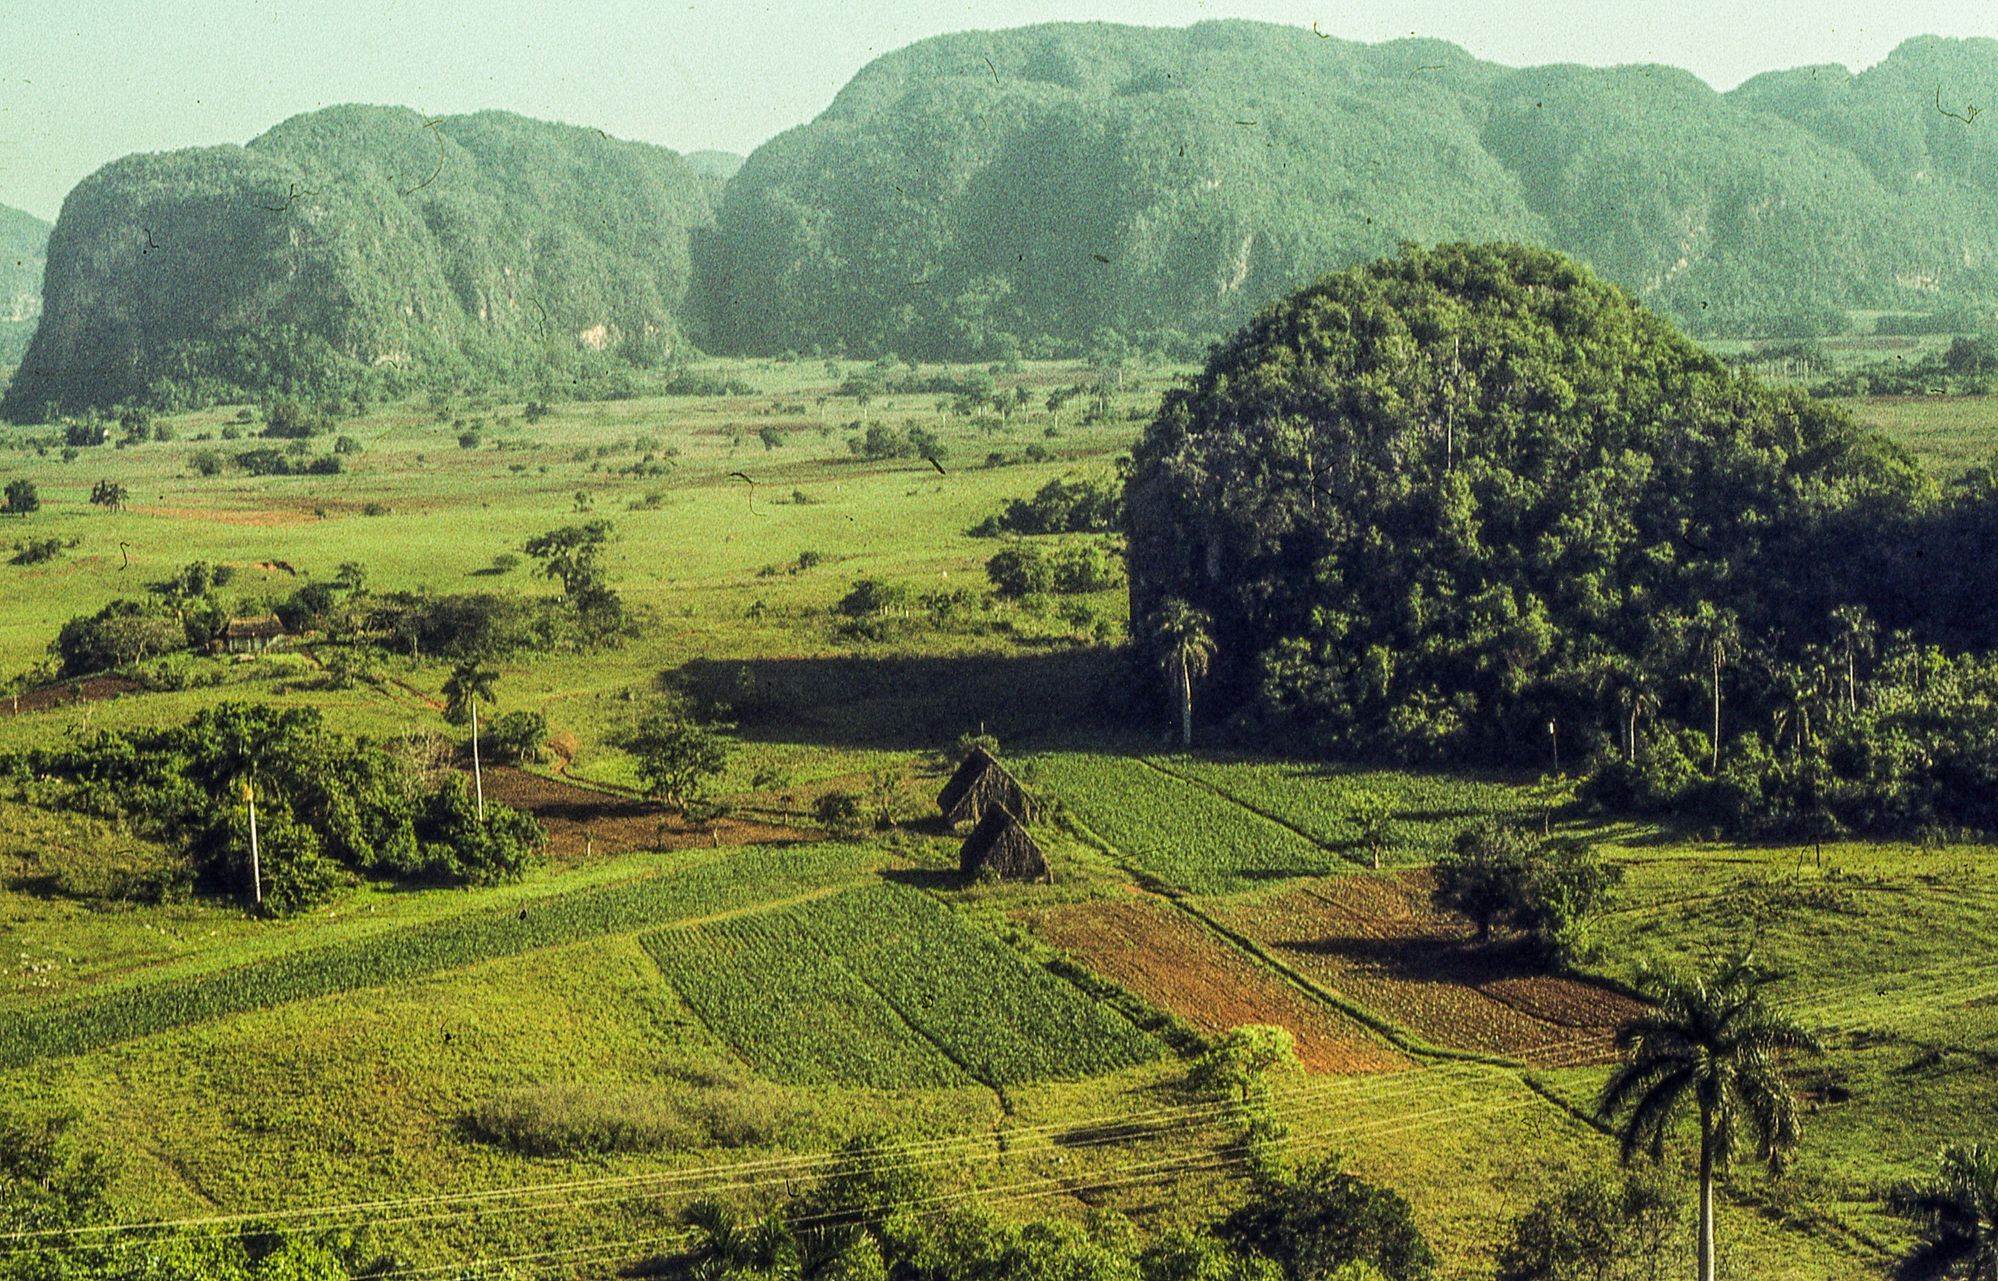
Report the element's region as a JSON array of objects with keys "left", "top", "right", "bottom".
[{"left": 1, "top": 0, "right": 1990, "bottom": 221}]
